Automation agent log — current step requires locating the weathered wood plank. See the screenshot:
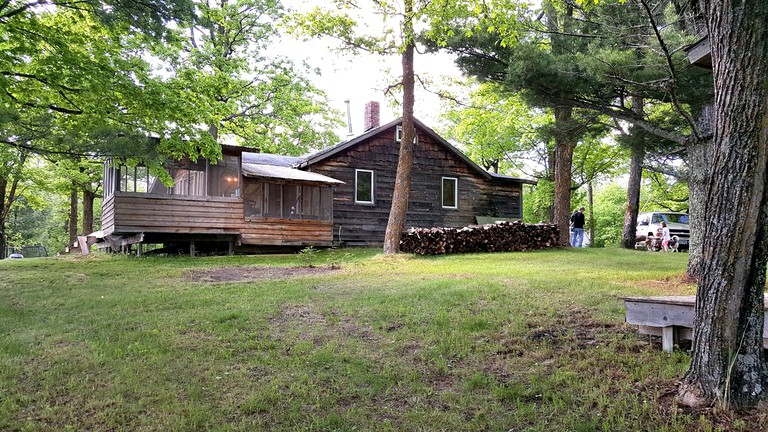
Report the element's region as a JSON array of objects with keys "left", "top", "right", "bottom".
[
  {"left": 113, "top": 225, "right": 238, "bottom": 234},
  {"left": 116, "top": 213, "right": 241, "bottom": 224},
  {"left": 114, "top": 192, "right": 241, "bottom": 204},
  {"left": 624, "top": 300, "right": 696, "bottom": 328},
  {"left": 623, "top": 296, "right": 697, "bottom": 306},
  {"left": 626, "top": 296, "right": 768, "bottom": 350},
  {"left": 661, "top": 326, "right": 676, "bottom": 353},
  {"left": 115, "top": 204, "right": 244, "bottom": 217},
  {"left": 241, "top": 231, "right": 330, "bottom": 239}
]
